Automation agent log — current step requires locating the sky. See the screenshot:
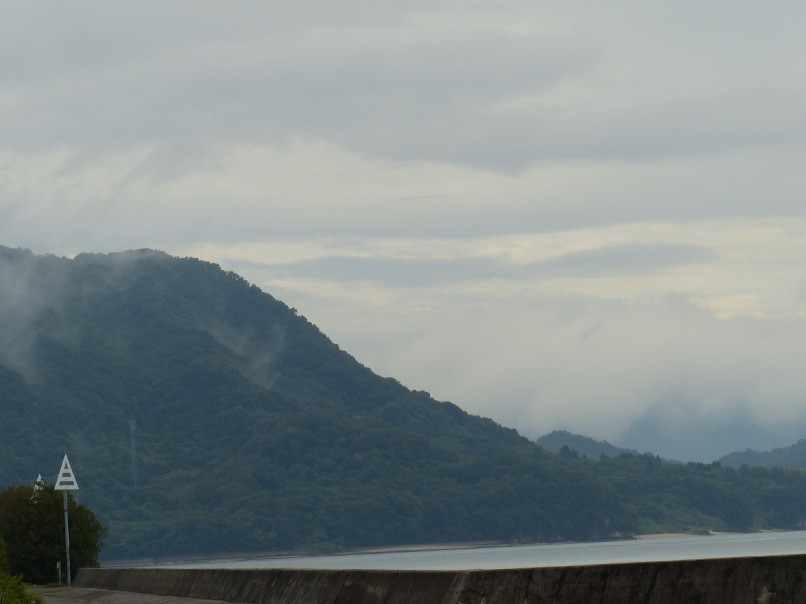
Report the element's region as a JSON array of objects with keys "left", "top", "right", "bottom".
[{"left": 3, "top": 2, "right": 806, "bottom": 461}]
